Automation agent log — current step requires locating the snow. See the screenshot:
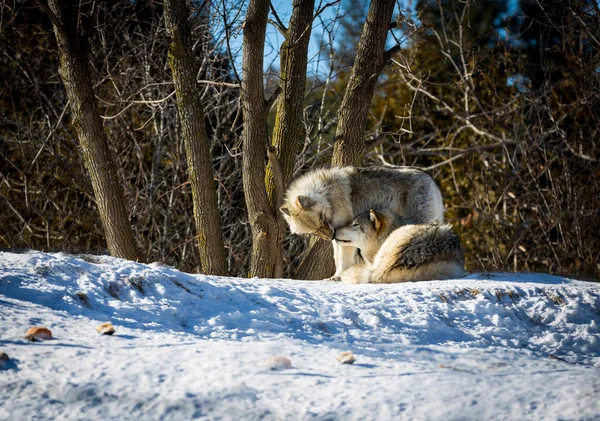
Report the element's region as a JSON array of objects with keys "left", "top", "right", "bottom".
[{"left": 0, "top": 251, "right": 599, "bottom": 420}]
